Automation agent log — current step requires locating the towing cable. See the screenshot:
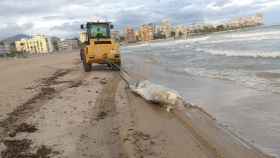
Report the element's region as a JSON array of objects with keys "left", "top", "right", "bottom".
[{"left": 106, "top": 61, "right": 132, "bottom": 86}]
